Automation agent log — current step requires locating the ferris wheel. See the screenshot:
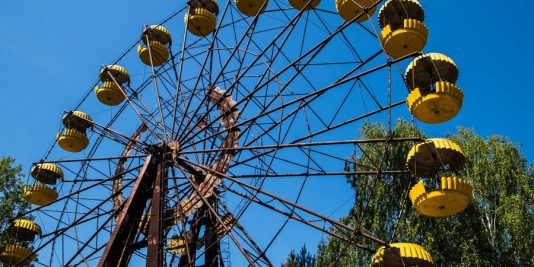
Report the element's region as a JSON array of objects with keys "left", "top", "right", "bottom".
[{"left": 0, "top": 0, "right": 472, "bottom": 266}]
